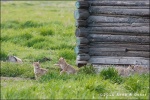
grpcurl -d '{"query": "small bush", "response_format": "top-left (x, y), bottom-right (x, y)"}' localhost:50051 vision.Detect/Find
top-left (39, 28), bottom-right (54, 36)
top-left (100, 67), bottom-right (123, 84)
top-left (25, 36), bottom-right (48, 47)
top-left (32, 42), bottom-right (50, 49)
top-left (0, 51), bottom-right (8, 60)
top-left (58, 49), bottom-right (75, 60)
top-left (78, 65), bottom-right (96, 75)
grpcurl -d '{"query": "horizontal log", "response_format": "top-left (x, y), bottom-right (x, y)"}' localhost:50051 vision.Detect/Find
top-left (89, 43), bottom-right (150, 51)
top-left (75, 27), bottom-right (149, 36)
top-left (89, 48), bottom-right (127, 52)
top-left (90, 6), bottom-right (149, 9)
top-left (88, 1), bottom-right (149, 6)
top-left (76, 37), bottom-right (89, 45)
top-left (89, 7), bottom-right (149, 16)
top-left (89, 34), bottom-right (149, 43)
top-left (88, 23), bottom-right (149, 27)
top-left (89, 51), bottom-right (149, 58)
top-left (76, 61), bottom-right (87, 67)
top-left (75, 1), bottom-right (89, 9)
top-left (89, 56), bottom-right (149, 65)
top-left (87, 27), bottom-right (149, 34)
top-left (75, 28), bottom-right (88, 37)
top-left (77, 54), bottom-right (90, 61)
top-left (87, 16), bottom-right (149, 23)
top-left (74, 45), bottom-right (89, 54)
top-left (75, 20), bottom-right (87, 27)
top-left (74, 9), bottom-right (89, 20)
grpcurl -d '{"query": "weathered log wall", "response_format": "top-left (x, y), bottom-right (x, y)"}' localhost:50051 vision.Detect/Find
top-left (74, 0), bottom-right (150, 67)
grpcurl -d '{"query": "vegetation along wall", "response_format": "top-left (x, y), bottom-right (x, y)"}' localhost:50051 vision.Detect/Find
top-left (74, 0), bottom-right (149, 67)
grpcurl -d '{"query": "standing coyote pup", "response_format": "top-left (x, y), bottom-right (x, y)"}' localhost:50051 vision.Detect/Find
top-left (55, 57), bottom-right (76, 75)
top-left (33, 62), bottom-right (48, 80)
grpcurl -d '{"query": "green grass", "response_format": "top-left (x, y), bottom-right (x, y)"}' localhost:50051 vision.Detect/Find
top-left (1, 1), bottom-right (149, 99)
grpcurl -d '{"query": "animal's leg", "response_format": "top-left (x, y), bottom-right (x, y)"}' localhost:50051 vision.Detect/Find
top-left (60, 70), bottom-right (66, 75)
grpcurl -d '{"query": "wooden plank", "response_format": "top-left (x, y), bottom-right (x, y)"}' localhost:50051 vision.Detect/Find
top-left (75, 46), bottom-right (89, 54)
top-left (75, 20), bottom-right (87, 27)
top-left (89, 51), bottom-right (149, 58)
top-left (89, 6), bottom-right (149, 9)
top-left (89, 43), bottom-right (150, 51)
top-left (74, 9), bottom-right (89, 20)
top-left (89, 56), bottom-right (149, 65)
top-left (89, 48), bottom-right (127, 52)
top-left (89, 7), bottom-right (149, 16)
top-left (76, 60), bottom-right (87, 67)
top-left (89, 34), bottom-right (149, 43)
top-left (87, 16), bottom-right (149, 23)
top-left (88, 23), bottom-right (149, 27)
top-left (88, 1), bottom-right (149, 6)
top-left (76, 37), bottom-right (89, 45)
top-left (75, 27), bottom-right (149, 36)
top-left (77, 54), bottom-right (90, 61)
top-left (87, 27), bottom-right (149, 34)
top-left (75, 1), bottom-right (89, 9)
top-left (75, 28), bottom-right (88, 37)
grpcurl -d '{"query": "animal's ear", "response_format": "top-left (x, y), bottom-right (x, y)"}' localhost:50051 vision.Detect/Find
top-left (129, 65), bottom-right (134, 69)
top-left (60, 57), bottom-right (63, 59)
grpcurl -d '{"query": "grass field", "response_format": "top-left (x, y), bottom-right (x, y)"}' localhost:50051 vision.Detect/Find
top-left (1, 1), bottom-right (149, 99)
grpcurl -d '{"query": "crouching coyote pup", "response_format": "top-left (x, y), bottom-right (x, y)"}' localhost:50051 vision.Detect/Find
top-left (54, 57), bottom-right (77, 75)
top-left (115, 66), bottom-right (134, 77)
top-left (33, 62), bottom-right (48, 80)
top-left (129, 65), bottom-right (149, 75)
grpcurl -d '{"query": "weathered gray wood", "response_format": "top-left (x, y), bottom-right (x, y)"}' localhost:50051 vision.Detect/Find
top-left (75, 27), bottom-right (149, 36)
top-left (75, 1), bottom-right (89, 9)
top-left (89, 56), bottom-right (149, 65)
top-left (75, 20), bottom-right (87, 27)
top-left (89, 34), bottom-right (149, 43)
top-left (77, 54), bottom-right (90, 61)
top-left (87, 27), bottom-right (149, 34)
top-left (89, 7), bottom-right (149, 16)
top-left (75, 28), bottom-right (88, 37)
top-left (89, 6), bottom-right (149, 9)
top-left (89, 48), bottom-right (127, 52)
top-left (89, 44), bottom-right (150, 51)
top-left (74, 9), bottom-right (89, 20)
top-left (88, 1), bottom-right (149, 6)
top-left (76, 37), bottom-right (89, 45)
top-left (75, 46), bottom-right (89, 54)
top-left (87, 16), bottom-right (149, 23)
top-left (88, 23), bottom-right (149, 27)
top-left (89, 51), bottom-right (149, 58)
top-left (76, 60), bottom-right (87, 67)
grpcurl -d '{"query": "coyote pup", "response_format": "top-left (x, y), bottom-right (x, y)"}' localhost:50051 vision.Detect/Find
top-left (129, 65), bottom-right (149, 75)
top-left (115, 66), bottom-right (134, 77)
top-left (33, 62), bottom-right (48, 80)
top-left (55, 57), bottom-right (76, 75)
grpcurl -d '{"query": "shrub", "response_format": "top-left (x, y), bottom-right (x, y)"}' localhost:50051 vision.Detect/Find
top-left (39, 28), bottom-right (54, 36)
top-left (100, 67), bottom-right (123, 84)
top-left (0, 51), bottom-right (8, 61)
top-left (58, 49), bottom-right (75, 60)
top-left (78, 65), bottom-right (96, 75)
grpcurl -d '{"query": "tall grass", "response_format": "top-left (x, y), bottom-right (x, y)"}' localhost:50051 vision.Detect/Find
top-left (1, 1), bottom-right (149, 99)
